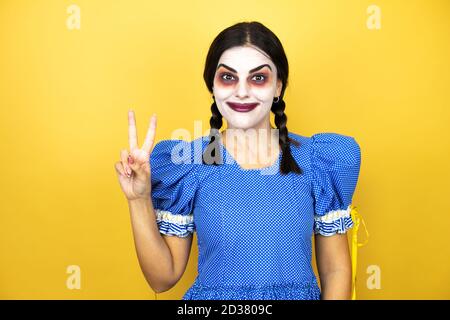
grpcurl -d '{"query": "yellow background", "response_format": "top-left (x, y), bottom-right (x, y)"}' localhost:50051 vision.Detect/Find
top-left (1, 0), bottom-right (449, 299)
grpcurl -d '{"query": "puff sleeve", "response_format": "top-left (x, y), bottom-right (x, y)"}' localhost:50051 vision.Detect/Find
top-left (310, 133), bottom-right (361, 236)
top-left (150, 139), bottom-right (199, 237)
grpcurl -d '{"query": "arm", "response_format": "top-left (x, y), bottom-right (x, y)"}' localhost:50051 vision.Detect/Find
top-left (128, 197), bottom-right (174, 293)
top-left (314, 233), bottom-right (352, 300)
top-left (117, 111), bottom-right (193, 294)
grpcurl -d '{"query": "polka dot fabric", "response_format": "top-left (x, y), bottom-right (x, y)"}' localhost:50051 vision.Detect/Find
top-left (149, 131), bottom-right (361, 300)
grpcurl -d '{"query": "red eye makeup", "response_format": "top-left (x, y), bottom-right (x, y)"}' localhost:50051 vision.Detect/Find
top-left (215, 64), bottom-right (273, 87)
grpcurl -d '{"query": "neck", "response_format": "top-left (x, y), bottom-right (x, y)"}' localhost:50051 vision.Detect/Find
top-left (220, 114), bottom-right (280, 166)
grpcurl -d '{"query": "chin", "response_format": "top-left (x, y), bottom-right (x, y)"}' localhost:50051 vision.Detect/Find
top-left (226, 120), bottom-right (262, 130)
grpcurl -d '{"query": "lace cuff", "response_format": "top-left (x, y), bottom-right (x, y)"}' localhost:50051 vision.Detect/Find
top-left (313, 205), bottom-right (354, 236)
top-left (155, 209), bottom-right (195, 237)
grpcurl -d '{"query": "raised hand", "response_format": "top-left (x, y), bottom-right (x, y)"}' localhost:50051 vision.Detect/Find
top-left (114, 110), bottom-right (157, 201)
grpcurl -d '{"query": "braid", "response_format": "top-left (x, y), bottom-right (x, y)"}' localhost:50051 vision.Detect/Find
top-left (271, 98), bottom-right (302, 175)
top-left (202, 97), bottom-right (223, 165)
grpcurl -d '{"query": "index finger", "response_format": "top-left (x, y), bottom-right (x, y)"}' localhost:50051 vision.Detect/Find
top-left (142, 113), bottom-right (157, 153)
top-left (128, 109), bottom-right (138, 150)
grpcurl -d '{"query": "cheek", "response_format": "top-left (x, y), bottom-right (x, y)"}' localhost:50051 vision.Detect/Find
top-left (213, 79), bottom-right (234, 100)
top-left (250, 84), bottom-right (276, 101)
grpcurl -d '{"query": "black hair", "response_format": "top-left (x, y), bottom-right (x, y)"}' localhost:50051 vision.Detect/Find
top-left (202, 21), bottom-right (302, 175)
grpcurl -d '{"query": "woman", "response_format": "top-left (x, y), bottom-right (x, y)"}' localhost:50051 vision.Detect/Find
top-left (114, 21), bottom-right (361, 300)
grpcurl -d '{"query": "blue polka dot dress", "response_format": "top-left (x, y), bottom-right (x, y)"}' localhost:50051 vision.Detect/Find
top-left (149, 131), bottom-right (361, 300)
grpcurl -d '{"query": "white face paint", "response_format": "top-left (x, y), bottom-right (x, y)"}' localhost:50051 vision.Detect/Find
top-left (212, 45), bottom-right (282, 130)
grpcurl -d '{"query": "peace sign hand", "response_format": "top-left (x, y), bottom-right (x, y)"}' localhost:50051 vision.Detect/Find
top-left (114, 110), bottom-right (157, 201)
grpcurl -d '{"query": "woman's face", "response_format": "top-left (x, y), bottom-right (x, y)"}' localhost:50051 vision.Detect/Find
top-left (212, 45), bottom-right (282, 130)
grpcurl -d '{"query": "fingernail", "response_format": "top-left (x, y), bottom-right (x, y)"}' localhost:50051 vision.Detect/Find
top-left (127, 167), bottom-right (131, 175)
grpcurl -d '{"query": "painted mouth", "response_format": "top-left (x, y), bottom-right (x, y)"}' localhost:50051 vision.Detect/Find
top-left (226, 102), bottom-right (259, 112)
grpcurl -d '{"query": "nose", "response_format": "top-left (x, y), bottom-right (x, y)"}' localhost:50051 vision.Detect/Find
top-left (235, 79), bottom-right (250, 99)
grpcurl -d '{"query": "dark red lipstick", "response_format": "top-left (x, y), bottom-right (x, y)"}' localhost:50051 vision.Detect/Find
top-left (226, 102), bottom-right (259, 112)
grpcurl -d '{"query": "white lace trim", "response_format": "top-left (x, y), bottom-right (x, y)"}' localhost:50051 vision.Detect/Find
top-left (314, 205), bottom-right (351, 223)
top-left (155, 209), bottom-right (194, 225)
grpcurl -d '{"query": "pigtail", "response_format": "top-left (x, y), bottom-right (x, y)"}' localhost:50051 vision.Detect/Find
top-left (271, 98), bottom-right (302, 175)
top-left (202, 97), bottom-right (223, 165)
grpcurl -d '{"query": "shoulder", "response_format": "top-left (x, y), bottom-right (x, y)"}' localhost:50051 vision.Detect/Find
top-left (287, 131), bottom-right (308, 146)
top-left (152, 138), bottom-right (193, 154)
top-left (309, 132), bottom-right (361, 165)
top-left (287, 131), bottom-right (361, 168)
top-left (151, 137), bottom-right (207, 163)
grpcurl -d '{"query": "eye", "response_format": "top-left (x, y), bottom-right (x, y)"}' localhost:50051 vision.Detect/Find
top-left (252, 74), bottom-right (266, 83)
top-left (221, 73), bottom-right (236, 82)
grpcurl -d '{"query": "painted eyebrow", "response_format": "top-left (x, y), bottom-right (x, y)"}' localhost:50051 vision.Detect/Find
top-left (216, 63), bottom-right (272, 74)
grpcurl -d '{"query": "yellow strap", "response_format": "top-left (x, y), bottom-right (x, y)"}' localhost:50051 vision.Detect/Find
top-left (350, 205), bottom-right (369, 300)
